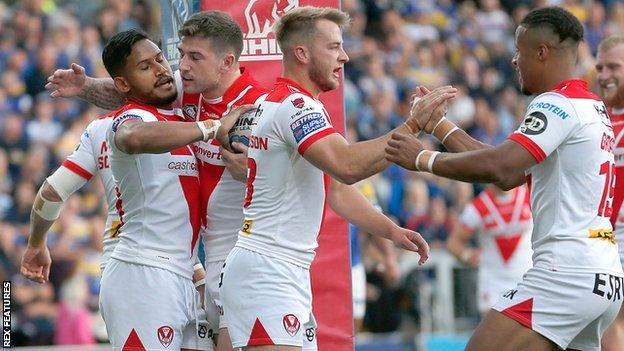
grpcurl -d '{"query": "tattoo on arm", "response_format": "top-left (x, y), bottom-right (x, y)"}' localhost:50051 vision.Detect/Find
top-left (80, 79), bottom-right (126, 110)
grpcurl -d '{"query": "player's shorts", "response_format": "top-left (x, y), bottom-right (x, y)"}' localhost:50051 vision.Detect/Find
top-left (204, 259), bottom-right (225, 331)
top-left (477, 271), bottom-right (524, 314)
top-left (492, 267), bottom-right (623, 351)
top-left (100, 259), bottom-right (213, 350)
top-left (220, 247), bottom-right (317, 350)
top-left (352, 263), bottom-right (366, 319)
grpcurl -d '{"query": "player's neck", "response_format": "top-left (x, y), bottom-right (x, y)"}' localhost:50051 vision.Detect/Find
top-left (283, 67), bottom-right (321, 98)
top-left (201, 67), bottom-right (242, 100)
top-left (538, 67), bottom-right (576, 94)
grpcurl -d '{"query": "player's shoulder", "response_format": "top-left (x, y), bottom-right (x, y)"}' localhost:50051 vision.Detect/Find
top-left (111, 104), bottom-right (158, 133)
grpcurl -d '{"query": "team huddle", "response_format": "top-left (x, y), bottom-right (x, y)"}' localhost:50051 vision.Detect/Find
top-left (17, 4), bottom-right (624, 351)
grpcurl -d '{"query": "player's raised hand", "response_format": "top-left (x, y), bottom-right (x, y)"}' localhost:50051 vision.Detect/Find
top-left (406, 85), bottom-right (456, 134)
top-left (216, 104), bottom-right (256, 151)
top-left (45, 63), bottom-right (86, 98)
top-left (20, 244), bottom-right (51, 284)
top-left (385, 132), bottom-right (425, 171)
top-left (389, 227), bottom-right (429, 265)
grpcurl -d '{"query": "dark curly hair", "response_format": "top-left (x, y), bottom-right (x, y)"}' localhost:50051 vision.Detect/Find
top-left (520, 6), bottom-right (584, 44)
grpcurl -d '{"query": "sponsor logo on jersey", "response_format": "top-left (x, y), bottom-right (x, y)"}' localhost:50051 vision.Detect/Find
top-left (588, 228), bottom-right (615, 244)
top-left (291, 97), bottom-right (305, 109)
top-left (157, 325), bottom-right (174, 348)
top-left (290, 112), bottom-right (326, 143)
top-left (183, 104), bottom-right (198, 120)
top-left (192, 143), bottom-right (223, 165)
top-left (520, 111), bottom-right (548, 135)
top-left (527, 101), bottom-right (570, 119)
top-left (305, 327), bottom-right (316, 342)
top-left (282, 314), bottom-right (300, 336)
top-left (198, 324), bottom-right (208, 339)
top-left (241, 219), bottom-right (253, 236)
top-left (111, 113), bottom-right (142, 132)
top-left (167, 156), bottom-right (198, 176)
top-left (593, 273), bottom-right (624, 301)
top-left (238, 0), bottom-right (299, 61)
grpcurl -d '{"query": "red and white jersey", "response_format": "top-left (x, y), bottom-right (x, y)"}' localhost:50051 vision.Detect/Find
top-left (107, 101), bottom-right (201, 279)
top-left (176, 68), bottom-right (268, 262)
top-left (460, 186), bottom-right (533, 281)
top-left (609, 107), bottom-right (624, 228)
top-left (63, 115), bottom-right (119, 271)
top-left (236, 78), bottom-right (337, 268)
top-left (509, 79), bottom-right (622, 275)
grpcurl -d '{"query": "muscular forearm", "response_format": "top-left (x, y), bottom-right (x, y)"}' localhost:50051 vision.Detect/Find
top-left (344, 125), bottom-right (412, 183)
top-left (80, 77), bottom-right (126, 110)
top-left (117, 121), bottom-right (203, 154)
top-left (28, 212), bottom-right (55, 248)
top-left (441, 129), bottom-right (491, 153)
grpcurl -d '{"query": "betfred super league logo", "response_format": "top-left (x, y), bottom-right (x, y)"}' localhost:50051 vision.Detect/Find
top-left (241, 0), bottom-right (299, 61)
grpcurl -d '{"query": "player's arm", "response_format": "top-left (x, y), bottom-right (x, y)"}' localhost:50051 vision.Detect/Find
top-left (21, 168), bottom-right (89, 283)
top-left (304, 87), bottom-right (456, 185)
top-left (386, 137), bottom-right (534, 190)
top-left (446, 223), bottom-right (480, 268)
top-left (114, 105), bottom-right (252, 154)
top-left (45, 63), bottom-right (126, 110)
top-left (328, 179), bottom-right (429, 265)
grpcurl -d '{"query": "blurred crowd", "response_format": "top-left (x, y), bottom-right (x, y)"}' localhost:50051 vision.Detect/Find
top-left (0, 0), bottom-right (622, 346)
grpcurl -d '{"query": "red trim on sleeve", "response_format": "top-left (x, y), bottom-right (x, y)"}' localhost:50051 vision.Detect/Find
top-left (298, 128), bottom-right (337, 155)
top-left (62, 160), bottom-right (93, 180)
top-left (509, 133), bottom-right (547, 163)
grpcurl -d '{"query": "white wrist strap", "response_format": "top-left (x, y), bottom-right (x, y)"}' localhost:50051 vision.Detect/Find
top-left (415, 150), bottom-right (440, 173)
top-left (196, 120), bottom-right (222, 141)
top-left (193, 263), bottom-right (204, 271)
top-left (432, 117), bottom-right (446, 131)
top-left (32, 190), bottom-right (63, 221)
top-left (194, 278), bottom-right (206, 288)
top-left (441, 126), bottom-right (459, 143)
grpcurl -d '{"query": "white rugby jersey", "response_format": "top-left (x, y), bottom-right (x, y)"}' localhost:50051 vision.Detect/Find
top-left (177, 68), bottom-right (268, 263)
top-left (107, 101), bottom-right (201, 279)
top-left (460, 186), bottom-right (533, 283)
top-left (63, 115), bottom-right (119, 271)
top-left (509, 79), bottom-right (622, 275)
top-left (235, 78), bottom-right (337, 268)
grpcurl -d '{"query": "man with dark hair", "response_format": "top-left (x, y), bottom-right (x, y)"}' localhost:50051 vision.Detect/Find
top-left (386, 7), bottom-right (623, 350)
top-left (45, 13), bottom-right (267, 350)
top-left (93, 28), bottom-right (246, 351)
top-left (595, 34), bottom-right (624, 351)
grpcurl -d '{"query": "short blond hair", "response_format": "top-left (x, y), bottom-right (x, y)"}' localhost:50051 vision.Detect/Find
top-left (274, 6), bottom-right (350, 53)
top-left (598, 35), bottom-right (624, 53)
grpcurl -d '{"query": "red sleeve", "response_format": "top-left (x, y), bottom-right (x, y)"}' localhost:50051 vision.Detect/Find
top-left (509, 133), bottom-right (547, 163)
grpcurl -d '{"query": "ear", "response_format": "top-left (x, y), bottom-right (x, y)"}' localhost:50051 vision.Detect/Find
top-left (113, 76), bottom-right (130, 94)
top-left (293, 45), bottom-right (309, 64)
top-left (220, 53), bottom-right (236, 72)
top-left (537, 43), bottom-right (550, 62)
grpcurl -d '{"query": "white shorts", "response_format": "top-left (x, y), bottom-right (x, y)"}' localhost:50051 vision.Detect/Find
top-left (204, 259), bottom-right (225, 331)
top-left (477, 272), bottom-right (524, 314)
top-left (492, 267), bottom-right (623, 351)
top-left (351, 263), bottom-right (366, 319)
top-left (100, 259), bottom-right (213, 350)
top-left (220, 247), bottom-right (317, 349)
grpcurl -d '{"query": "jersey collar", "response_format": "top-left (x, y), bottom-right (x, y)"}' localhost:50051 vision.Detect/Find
top-left (275, 77), bottom-right (314, 99)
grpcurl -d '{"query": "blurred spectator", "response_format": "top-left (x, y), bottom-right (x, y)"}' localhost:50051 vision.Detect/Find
top-left (4, 0), bottom-right (624, 346)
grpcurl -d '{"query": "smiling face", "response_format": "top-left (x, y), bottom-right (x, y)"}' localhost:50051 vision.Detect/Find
top-left (307, 19), bottom-right (349, 93)
top-left (117, 39), bottom-right (177, 106)
top-left (596, 43), bottom-right (624, 108)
